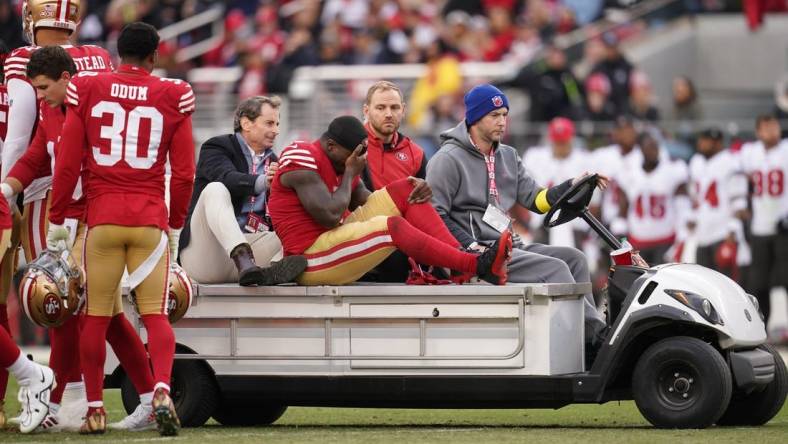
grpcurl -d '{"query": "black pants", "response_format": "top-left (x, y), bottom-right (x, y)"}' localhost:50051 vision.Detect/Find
top-left (747, 233), bottom-right (788, 322)
top-left (696, 240), bottom-right (740, 283)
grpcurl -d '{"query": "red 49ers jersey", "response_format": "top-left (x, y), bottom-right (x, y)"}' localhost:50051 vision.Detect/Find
top-left (3, 44), bottom-right (113, 204)
top-left (738, 140), bottom-right (788, 236)
top-left (4, 45), bottom-right (112, 84)
top-left (618, 159), bottom-right (688, 247)
top-left (688, 150), bottom-right (748, 246)
top-left (0, 85), bottom-right (7, 142)
top-left (49, 64), bottom-right (196, 230)
top-left (269, 140), bottom-right (360, 255)
top-left (7, 103), bottom-right (87, 220)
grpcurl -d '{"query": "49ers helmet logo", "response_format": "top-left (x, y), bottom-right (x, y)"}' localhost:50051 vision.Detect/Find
top-left (41, 4), bottom-right (54, 17)
top-left (492, 96), bottom-right (504, 107)
top-left (43, 293), bottom-right (62, 321)
top-left (167, 294), bottom-right (178, 314)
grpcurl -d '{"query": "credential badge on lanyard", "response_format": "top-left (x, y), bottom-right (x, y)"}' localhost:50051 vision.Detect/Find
top-left (481, 150), bottom-right (510, 233)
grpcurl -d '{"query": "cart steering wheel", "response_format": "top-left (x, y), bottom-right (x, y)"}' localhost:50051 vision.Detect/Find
top-left (542, 174), bottom-right (599, 229)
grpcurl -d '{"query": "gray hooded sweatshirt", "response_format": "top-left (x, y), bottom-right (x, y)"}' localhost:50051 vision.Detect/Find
top-left (427, 121), bottom-right (570, 248)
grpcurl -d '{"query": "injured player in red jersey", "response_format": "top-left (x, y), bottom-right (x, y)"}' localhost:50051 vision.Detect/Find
top-left (268, 115), bottom-right (512, 286)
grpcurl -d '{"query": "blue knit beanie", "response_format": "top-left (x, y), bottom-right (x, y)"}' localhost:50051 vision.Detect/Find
top-left (464, 84), bottom-right (509, 126)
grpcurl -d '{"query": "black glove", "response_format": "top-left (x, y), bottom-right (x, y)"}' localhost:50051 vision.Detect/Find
top-left (778, 216), bottom-right (788, 234)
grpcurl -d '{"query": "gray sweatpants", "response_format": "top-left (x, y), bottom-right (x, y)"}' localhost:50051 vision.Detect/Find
top-left (509, 243), bottom-right (607, 344)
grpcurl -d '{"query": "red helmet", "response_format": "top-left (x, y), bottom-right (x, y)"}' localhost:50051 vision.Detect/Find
top-left (548, 117), bottom-right (575, 143)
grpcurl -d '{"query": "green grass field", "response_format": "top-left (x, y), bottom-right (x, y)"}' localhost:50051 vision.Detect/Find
top-left (2, 379), bottom-right (787, 444)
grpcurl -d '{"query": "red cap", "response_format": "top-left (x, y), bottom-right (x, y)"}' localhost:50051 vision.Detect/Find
top-left (585, 73), bottom-right (610, 95)
top-left (225, 9), bottom-right (247, 33)
top-left (548, 117), bottom-right (575, 143)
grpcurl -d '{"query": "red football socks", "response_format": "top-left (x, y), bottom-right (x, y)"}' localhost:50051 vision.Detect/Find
top-left (0, 325), bottom-right (21, 370)
top-left (387, 216), bottom-right (476, 272)
top-left (49, 315), bottom-right (83, 404)
top-left (106, 314), bottom-right (155, 395)
top-left (385, 179), bottom-right (461, 248)
top-left (80, 315), bottom-right (111, 403)
top-left (0, 304), bottom-right (10, 397)
top-left (140, 314), bottom-right (175, 389)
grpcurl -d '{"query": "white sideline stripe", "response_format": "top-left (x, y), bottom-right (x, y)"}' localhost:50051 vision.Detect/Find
top-left (307, 234), bottom-right (393, 268)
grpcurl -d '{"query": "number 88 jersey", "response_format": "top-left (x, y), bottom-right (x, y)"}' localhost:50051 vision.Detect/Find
top-left (738, 140), bottom-right (788, 236)
top-left (49, 64), bottom-right (196, 231)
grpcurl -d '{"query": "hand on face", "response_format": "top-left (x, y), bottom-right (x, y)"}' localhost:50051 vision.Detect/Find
top-left (344, 143), bottom-right (368, 177)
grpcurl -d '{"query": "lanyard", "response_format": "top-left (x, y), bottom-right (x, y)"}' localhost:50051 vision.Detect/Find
top-left (249, 156), bottom-right (271, 208)
top-left (484, 151), bottom-right (500, 205)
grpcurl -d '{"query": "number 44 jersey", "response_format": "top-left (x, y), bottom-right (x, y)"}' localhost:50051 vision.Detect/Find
top-left (49, 64), bottom-right (196, 231)
top-left (688, 150), bottom-right (748, 247)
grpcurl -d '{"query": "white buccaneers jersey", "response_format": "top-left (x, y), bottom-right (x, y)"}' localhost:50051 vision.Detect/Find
top-left (738, 140), bottom-right (788, 236)
top-left (619, 159), bottom-right (688, 245)
top-left (688, 150), bottom-right (748, 246)
top-left (523, 146), bottom-right (588, 246)
top-left (591, 144), bottom-right (641, 225)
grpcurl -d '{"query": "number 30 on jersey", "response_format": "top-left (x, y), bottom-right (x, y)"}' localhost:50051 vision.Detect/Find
top-left (91, 101), bottom-right (162, 169)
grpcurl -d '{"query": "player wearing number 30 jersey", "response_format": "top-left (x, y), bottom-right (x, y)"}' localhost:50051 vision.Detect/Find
top-left (49, 23), bottom-right (195, 436)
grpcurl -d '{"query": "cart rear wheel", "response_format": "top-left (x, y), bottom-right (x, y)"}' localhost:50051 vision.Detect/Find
top-left (632, 336), bottom-right (732, 428)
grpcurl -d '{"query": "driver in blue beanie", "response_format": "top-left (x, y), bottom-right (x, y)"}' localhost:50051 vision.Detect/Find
top-left (426, 83), bottom-right (611, 365)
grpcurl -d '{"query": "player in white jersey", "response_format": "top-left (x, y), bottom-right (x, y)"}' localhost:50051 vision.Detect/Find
top-left (687, 128), bottom-right (749, 281)
top-left (738, 115), bottom-right (788, 322)
top-left (590, 116), bottom-right (641, 236)
top-left (617, 131), bottom-right (689, 265)
top-left (524, 117), bottom-right (589, 248)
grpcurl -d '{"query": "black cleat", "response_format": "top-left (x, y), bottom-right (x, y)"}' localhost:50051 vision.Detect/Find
top-left (259, 255), bottom-right (308, 285)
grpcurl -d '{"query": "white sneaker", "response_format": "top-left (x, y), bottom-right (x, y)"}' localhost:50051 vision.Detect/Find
top-left (108, 402), bottom-right (155, 431)
top-left (7, 386), bottom-right (29, 425)
top-left (18, 363), bottom-right (55, 433)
